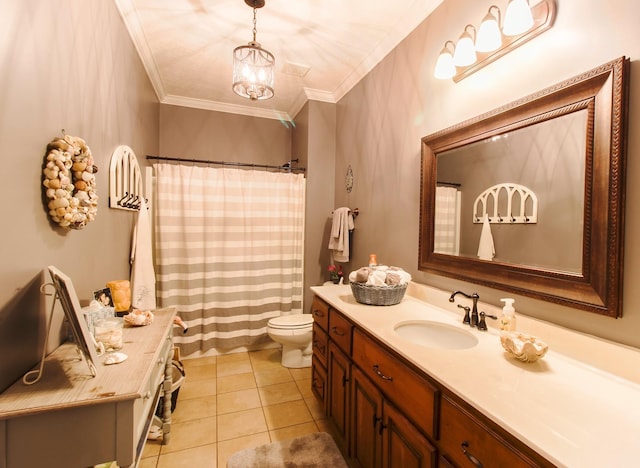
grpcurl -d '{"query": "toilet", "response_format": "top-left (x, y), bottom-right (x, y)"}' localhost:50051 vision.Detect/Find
top-left (267, 314), bottom-right (314, 368)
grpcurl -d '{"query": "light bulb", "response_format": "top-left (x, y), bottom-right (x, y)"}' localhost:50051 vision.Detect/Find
top-left (503, 0), bottom-right (534, 36)
top-left (453, 26), bottom-right (477, 67)
top-left (476, 7), bottom-right (502, 52)
top-left (434, 42), bottom-right (456, 79)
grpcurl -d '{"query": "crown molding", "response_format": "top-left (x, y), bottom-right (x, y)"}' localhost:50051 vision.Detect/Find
top-left (161, 94), bottom-right (293, 122)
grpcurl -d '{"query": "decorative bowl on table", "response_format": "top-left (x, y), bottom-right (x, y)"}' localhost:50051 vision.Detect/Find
top-left (500, 331), bottom-right (548, 363)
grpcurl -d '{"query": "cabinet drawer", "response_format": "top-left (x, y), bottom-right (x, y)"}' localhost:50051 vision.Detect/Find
top-left (352, 328), bottom-right (438, 439)
top-left (313, 322), bottom-right (329, 367)
top-left (440, 395), bottom-right (549, 468)
top-left (311, 296), bottom-right (330, 332)
top-left (328, 309), bottom-right (353, 354)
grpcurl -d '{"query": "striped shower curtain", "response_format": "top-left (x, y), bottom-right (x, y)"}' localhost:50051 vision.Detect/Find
top-left (153, 163), bottom-right (306, 355)
top-left (434, 186), bottom-right (461, 255)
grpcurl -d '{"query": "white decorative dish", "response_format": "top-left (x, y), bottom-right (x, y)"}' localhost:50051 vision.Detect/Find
top-left (500, 331), bottom-right (549, 363)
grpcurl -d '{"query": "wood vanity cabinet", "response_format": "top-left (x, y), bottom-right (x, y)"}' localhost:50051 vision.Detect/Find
top-left (351, 366), bottom-right (437, 468)
top-left (311, 323), bottom-right (328, 411)
top-left (312, 295), bottom-right (352, 452)
top-left (326, 302), bottom-right (354, 453)
top-left (311, 296), bottom-right (330, 411)
top-left (311, 295), bottom-right (555, 468)
top-left (328, 341), bottom-right (351, 452)
top-left (439, 395), bottom-right (552, 468)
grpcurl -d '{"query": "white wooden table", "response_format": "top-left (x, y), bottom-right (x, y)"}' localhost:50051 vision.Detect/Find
top-left (0, 307), bottom-right (176, 468)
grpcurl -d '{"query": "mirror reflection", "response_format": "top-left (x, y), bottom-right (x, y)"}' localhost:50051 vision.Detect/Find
top-left (434, 110), bottom-right (587, 274)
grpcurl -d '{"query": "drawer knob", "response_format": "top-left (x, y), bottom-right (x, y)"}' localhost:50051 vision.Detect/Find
top-left (372, 364), bottom-right (393, 381)
top-left (461, 441), bottom-right (483, 468)
top-left (313, 309), bottom-right (325, 317)
top-left (331, 326), bottom-right (345, 337)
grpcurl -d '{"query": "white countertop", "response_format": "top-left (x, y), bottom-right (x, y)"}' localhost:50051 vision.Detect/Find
top-left (311, 283), bottom-right (640, 468)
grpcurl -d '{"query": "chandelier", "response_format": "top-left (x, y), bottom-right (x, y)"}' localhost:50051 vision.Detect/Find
top-left (232, 0), bottom-right (275, 101)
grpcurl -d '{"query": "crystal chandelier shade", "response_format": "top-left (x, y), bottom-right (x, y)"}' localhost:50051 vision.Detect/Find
top-left (232, 0), bottom-right (275, 101)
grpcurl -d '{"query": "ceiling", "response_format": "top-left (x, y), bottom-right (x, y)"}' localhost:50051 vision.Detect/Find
top-left (115, 0), bottom-right (444, 121)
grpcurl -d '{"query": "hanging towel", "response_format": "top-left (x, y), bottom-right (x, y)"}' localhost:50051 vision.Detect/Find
top-left (477, 214), bottom-right (495, 261)
top-left (328, 207), bottom-right (355, 262)
top-left (130, 197), bottom-right (157, 310)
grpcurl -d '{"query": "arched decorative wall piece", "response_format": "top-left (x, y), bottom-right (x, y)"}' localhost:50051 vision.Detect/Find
top-left (473, 183), bottom-right (538, 224)
top-left (109, 145), bottom-right (145, 211)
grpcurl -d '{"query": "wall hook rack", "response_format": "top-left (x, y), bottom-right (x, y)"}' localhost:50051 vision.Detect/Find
top-left (473, 183), bottom-right (537, 224)
top-left (109, 145), bottom-right (147, 211)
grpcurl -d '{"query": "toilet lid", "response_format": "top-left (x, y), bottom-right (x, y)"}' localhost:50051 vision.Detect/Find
top-left (268, 314), bottom-right (314, 329)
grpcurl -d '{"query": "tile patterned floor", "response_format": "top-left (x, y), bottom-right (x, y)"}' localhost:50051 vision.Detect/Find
top-left (139, 348), bottom-right (334, 468)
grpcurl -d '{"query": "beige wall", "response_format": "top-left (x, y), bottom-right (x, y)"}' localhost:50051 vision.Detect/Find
top-left (334, 0), bottom-right (640, 347)
top-left (295, 101), bottom-right (337, 311)
top-left (0, 1), bottom-right (159, 390)
top-left (159, 104), bottom-right (291, 165)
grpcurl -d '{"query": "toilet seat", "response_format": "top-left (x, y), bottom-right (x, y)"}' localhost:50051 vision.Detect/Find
top-left (268, 314), bottom-right (313, 330)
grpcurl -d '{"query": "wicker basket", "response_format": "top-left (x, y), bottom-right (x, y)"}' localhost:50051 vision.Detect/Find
top-left (350, 282), bottom-right (407, 306)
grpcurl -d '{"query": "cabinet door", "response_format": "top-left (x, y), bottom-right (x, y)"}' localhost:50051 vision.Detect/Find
top-left (382, 402), bottom-right (437, 468)
top-left (351, 367), bottom-right (383, 468)
top-left (311, 355), bottom-right (327, 413)
top-left (328, 341), bottom-right (351, 451)
top-left (352, 328), bottom-right (439, 439)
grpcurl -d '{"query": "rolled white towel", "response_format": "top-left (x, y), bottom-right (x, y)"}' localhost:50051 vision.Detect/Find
top-left (367, 270), bottom-right (387, 286)
top-left (395, 270), bottom-right (412, 285)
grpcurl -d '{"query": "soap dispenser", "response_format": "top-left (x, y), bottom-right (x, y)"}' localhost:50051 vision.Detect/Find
top-left (499, 298), bottom-right (517, 331)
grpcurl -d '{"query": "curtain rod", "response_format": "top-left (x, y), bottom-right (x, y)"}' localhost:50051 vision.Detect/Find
top-left (437, 181), bottom-right (461, 187)
top-left (146, 155), bottom-right (306, 173)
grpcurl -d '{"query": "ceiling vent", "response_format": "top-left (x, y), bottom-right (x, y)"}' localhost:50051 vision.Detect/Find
top-left (283, 62), bottom-right (311, 77)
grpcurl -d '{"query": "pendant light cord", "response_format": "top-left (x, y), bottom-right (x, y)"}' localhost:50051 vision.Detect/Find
top-left (252, 8), bottom-right (258, 42)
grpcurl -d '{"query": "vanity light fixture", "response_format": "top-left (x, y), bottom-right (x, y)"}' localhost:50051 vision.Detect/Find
top-left (232, 0), bottom-right (275, 101)
top-left (434, 0), bottom-right (557, 82)
top-left (453, 25), bottom-right (477, 67)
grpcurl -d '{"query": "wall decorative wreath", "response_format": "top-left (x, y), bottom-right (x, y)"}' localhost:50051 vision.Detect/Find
top-left (42, 134), bottom-right (98, 229)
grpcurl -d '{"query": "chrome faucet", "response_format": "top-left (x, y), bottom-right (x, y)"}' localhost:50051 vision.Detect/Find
top-left (449, 290), bottom-right (480, 327)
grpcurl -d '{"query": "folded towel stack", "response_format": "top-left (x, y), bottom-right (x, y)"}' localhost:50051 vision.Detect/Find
top-left (349, 265), bottom-right (412, 287)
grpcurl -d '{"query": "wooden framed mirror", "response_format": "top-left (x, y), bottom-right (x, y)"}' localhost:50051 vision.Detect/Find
top-left (419, 57), bottom-right (629, 317)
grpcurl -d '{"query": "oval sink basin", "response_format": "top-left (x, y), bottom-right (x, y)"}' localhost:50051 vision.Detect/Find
top-left (394, 320), bottom-right (478, 350)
